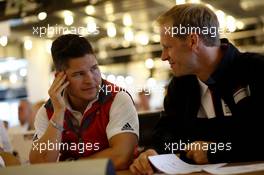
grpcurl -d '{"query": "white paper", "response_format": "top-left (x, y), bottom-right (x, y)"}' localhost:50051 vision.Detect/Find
top-left (148, 154), bottom-right (226, 174)
top-left (204, 163), bottom-right (264, 175)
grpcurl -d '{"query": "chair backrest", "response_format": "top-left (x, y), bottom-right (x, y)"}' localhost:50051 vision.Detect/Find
top-left (138, 111), bottom-right (162, 147)
top-left (10, 130), bottom-right (35, 164)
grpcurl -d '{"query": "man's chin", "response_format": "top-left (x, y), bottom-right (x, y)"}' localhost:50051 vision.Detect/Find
top-left (171, 70), bottom-right (179, 77)
top-left (82, 91), bottom-right (99, 100)
top-left (82, 95), bottom-right (97, 101)
top-left (171, 71), bottom-right (187, 77)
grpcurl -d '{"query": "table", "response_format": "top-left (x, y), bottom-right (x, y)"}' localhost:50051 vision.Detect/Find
top-left (116, 162), bottom-right (264, 175)
top-left (117, 170), bottom-right (264, 175)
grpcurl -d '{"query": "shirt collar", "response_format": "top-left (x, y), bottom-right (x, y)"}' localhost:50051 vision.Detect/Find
top-left (198, 78), bottom-right (208, 97)
top-left (205, 38), bottom-right (239, 86)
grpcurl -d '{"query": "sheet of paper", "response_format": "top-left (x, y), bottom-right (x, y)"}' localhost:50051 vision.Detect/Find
top-left (204, 163), bottom-right (264, 175)
top-left (148, 154), bottom-right (226, 174)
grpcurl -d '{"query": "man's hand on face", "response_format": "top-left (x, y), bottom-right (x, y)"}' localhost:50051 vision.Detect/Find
top-left (185, 141), bottom-right (209, 164)
top-left (129, 149), bottom-right (158, 175)
top-left (48, 72), bottom-right (69, 115)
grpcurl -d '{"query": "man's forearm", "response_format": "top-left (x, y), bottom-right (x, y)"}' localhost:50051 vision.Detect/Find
top-left (82, 133), bottom-right (138, 170)
top-left (30, 113), bottom-right (64, 164)
top-left (84, 147), bottom-right (133, 170)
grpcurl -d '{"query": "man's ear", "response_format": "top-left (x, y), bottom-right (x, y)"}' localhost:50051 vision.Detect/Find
top-left (189, 33), bottom-right (200, 52)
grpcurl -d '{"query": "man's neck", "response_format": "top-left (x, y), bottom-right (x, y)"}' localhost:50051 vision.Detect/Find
top-left (197, 46), bottom-right (223, 82)
top-left (67, 94), bottom-right (90, 114)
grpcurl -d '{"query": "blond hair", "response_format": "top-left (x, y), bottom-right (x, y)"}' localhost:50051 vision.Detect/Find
top-left (157, 3), bottom-right (220, 46)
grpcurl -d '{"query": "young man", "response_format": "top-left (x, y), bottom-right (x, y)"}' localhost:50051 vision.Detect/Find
top-left (130, 4), bottom-right (264, 175)
top-left (29, 34), bottom-right (139, 170)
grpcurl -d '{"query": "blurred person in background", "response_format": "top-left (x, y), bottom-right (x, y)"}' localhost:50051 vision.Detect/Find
top-left (3, 121), bottom-right (9, 130)
top-left (8, 99), bottom-right (32, 134)
top-left (28, 100), bottom-right (46, 130)
top-left (0, 120), bottom-right (12, 153)
top-left (136, 90), bottom-right (151, 112)
top-left (0, 120), bottom-right (19, 167)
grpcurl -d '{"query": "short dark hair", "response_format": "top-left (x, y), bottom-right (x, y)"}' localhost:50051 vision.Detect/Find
top-left (51, 34), bottom-right (94, 71)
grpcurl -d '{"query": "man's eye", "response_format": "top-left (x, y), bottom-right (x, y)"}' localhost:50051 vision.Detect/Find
top-left (73, 72), bottom-right (82, 76)
top-left (91, 66), bottom-right (98, 72)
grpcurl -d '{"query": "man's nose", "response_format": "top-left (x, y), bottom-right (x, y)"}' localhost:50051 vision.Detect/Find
top-left (161, 50), bottom-right (169, 61)
top-left (84, 71), bottom-right (94, 82)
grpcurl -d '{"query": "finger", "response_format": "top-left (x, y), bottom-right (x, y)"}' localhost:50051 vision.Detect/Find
top-left (53, 72), bottom-right (65, 85)
top-left (133, 158), bottom-right (145, 174)
top-left (56, 81), bottom-right (69, 95)
top-left (192, 152), bottom-right (202, 164)
top-left (184, 144), bottom-right (191, 152)
top-left (49, 73), bottom-right (65, 92)
top-left (130, 164), bottom-right (141, 175)
top-left (49, 76), bottom-right (67, 97)
top-left (52, 74), bottom-right (68, 92)
top-left (193, 151), bottom-right (208, 164)
top-left (145, 149), bottom-right (158, 156)
top-left (186, 150), bottom-right (194, 160)
top-left (138, 154), bottom-right (153, 174)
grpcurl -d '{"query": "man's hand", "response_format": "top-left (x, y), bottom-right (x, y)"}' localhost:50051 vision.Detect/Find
top-left (129, 149), bottom-right (158, 175)
top-left (185, 141), bottom-right (209, 164)
top-left (48, 72), bottom-right (69, 115)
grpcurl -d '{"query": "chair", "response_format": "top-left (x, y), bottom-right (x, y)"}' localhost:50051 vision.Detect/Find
top-left (138, 111), bottom-right (162, 147)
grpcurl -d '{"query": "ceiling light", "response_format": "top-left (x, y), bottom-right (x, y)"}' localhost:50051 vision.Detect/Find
top-left (124, 28), bottom-right (134, 41)
top-left (215, 10), bottom-right (226, 28)
top-left (236, 21), bottom-right (245, 30)
top-left (135, 32), bottom-right (149, 45)
top-left (64, 15), bottom-right (74, 26)
top-left (145, 58), bottom-right (154, 69)
top-left (38, 12), bottom-right (47, 21)
top-left (9, 73), bottom-right (18, 84)
top-left (85, 5), bottom-right (95, 15)
top-left (106, 22), bottom-right (116, 37)
top-left (175, 0), bottom-right (185, 5)
top-left (226, 15), bottom-right (236, 32)
top-left (123, 13), bottom-right (132, 26)
top-left (105, 2), bottom-right (114, 15)
top-left (24, 39), bottom-right (32, 50)
top-left (0, 36), bottom-right (8, 47)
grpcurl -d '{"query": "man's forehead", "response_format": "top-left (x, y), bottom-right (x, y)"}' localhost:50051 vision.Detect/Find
top-left (68, 54), bottom-right (97, 65)
top-left (67, 54), bottom-right (97, 67)
top-left (159, 22), bottom-right (173, 35)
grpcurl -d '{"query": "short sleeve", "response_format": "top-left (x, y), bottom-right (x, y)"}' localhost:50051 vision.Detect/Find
top-left (106, 91), bottom-right (139, 140)
top-left (34, 105), bottom-right (49, 140)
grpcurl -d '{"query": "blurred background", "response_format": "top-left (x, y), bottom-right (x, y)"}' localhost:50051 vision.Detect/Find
top-left (0, 0), bottom-right (263, 127)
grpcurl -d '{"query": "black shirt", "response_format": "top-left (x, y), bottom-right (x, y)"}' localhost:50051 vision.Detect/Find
top-left (151, 39), bottom-right (264, 163)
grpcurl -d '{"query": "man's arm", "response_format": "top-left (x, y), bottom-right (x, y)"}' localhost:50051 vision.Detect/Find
top-left (87, 91), bottom-right (139, 170)
top-left (86, 133), bottom-right (138, 170)
top-left (29, 72), bottom-right (69, 163)
top-left (29, 112), bottom-right (63, 163)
